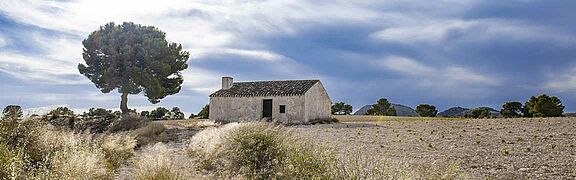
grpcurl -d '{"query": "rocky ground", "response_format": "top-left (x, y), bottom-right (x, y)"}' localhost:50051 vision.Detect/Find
top-left (293, 117), bottom-right (576, 179)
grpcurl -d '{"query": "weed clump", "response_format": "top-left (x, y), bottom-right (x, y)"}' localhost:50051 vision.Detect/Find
top-left (131, 143), bottom-right (181, 180)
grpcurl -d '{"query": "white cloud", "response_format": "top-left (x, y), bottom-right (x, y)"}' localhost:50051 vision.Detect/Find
top-left (191, 48), bottom-right (286, 62)
top-left (182, 66), bottom-right (223, 94)
top-left (0, 32), bottom-right (88, 84)
top-left (545, 66), bottom-right (576, 92)
top-left (377, 56), bottom-right (497, 87)
top-left (0, 34), bottom-right (7, 48)
top-left (372, 19), bottom-right (576, 45)
top-left (2, 0), bottom-right (381, 85)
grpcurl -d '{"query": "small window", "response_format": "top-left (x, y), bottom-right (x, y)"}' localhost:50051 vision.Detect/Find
top-left (279, 105), bottom-right (286, 113)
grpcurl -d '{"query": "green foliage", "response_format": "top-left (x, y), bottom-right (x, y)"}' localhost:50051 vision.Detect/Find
top-left (500, 101), bottom-right (523, 118)
top-left (524, 94), bottom-right (564, 117)
top-left (48, 107), bottom-right (75, 119)
top-left (140, 111), bottom-right (150, 118)
top-left (188, 113), bottom-right (195, 119)
top-left (366, 98), bottom-right (396, 116)
top-left (170, 107), bottom-right (185, 120)
top-left (150, 107), bottom-right (170, 120)
top-left (467, 108), bottom-right (491, 119)
top-left (197, 105), bottom-right (209, 119)
top-left (331, 102), bottom-right (353, 115)
top-left (2, 105), bottom-right (22, 121)
top-left (416, 104), bottom-right (438, 117)
top-left (225, 123), bottom-right (288, 179)
top-left (83, 108), bottom-right (116, 119)
top-left (78, 22), bottom-right (189, 114)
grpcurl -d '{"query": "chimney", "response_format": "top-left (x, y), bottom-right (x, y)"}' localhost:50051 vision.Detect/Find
top-left (222, 77), bottom-right (233, 90)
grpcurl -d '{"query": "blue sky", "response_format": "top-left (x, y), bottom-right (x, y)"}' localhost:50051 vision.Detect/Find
top-left (1, 0), bottom-right (575, 115)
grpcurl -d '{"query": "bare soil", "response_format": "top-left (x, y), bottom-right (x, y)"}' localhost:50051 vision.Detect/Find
top-left (293, 117), bottom-right (576, 179)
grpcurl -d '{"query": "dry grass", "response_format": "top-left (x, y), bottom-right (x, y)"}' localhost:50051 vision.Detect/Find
top-left (0, 118), bottom-right (138, 180)
top-left (158, 119), bottom-right (219, 129)
top-left (129, 143), bottom-right (181, 180)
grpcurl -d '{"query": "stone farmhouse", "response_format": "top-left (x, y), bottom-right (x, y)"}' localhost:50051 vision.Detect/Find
top-left (209, 77), bottom-right (331, 124)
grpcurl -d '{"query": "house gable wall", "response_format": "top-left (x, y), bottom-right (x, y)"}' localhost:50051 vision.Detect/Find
top-left (304, 82), bottom-right (332, 122)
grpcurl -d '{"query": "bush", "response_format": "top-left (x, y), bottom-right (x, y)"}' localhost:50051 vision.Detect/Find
top-left (188, 122), bottom-right (333, 179)
top-left (97, 132), bottom-right (137, 172)
top-left (74, 116), bottom-right (116, 133)
top-left (0, 142), bottom-right (23, 179)
top-left (109, 114), bottom-right (150, 133)
top-left (150, 107), bottom-right (170, 120)
top-left (131, 143), bottom-right (180, 180)
top-left (225, 123), bottom-right (288, 179)
top-left (84, 108), bottom-right (117, 119)
top-left (48, 107), bottom-right (75, 118)
top-left (132, 122), bottom-right (168, 147)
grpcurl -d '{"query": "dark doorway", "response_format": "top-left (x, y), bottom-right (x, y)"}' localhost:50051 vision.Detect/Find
top-left (263, 99), bottom-right (273, 118)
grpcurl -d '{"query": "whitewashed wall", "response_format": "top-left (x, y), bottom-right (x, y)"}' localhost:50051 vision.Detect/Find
top-left (210, 95), bottom-right (305, 124)
top-left (304, 82), bottom-right (332, 121)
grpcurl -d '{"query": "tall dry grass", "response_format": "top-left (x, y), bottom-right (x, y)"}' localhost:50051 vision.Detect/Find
top-left (129, 143), bottom-right (181, 180)
top-left (0, 118), bottom-right (137, 180)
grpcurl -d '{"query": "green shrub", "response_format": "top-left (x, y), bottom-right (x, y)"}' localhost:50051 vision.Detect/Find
top-left (224, 123), bottom-right (288, 179)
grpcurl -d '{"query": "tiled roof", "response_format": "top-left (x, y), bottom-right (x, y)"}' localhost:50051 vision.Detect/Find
top-left (210, 80), bottom-right (319, 97)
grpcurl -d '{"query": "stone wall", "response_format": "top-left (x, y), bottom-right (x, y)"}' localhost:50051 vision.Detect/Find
top-left (304, 82), bottom-right (332, 121)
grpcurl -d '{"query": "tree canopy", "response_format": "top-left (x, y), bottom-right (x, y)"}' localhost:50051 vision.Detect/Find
top-left (48, 107), bottom-right (75, 118)
top-left (467, 108), bottom-right (491, 119)
top-left (78, 22), bottom-right (189, 115)
top-left (197, 105), bottom-right (209, 119)
top-left (331, 102), bottom-right (353, 115)
top-left (2, 105), bottom-right (22, 121)
top-left (415, 104), bottom-right (438, 117)
top-left (170, 107), bottom-right (185, 120)
top-left (366, 98), bottom-right (396, 116)
top-left (500, 102), bottom-right (523, 118)
top-left (150, 107), bottom-right (170, 120)
top-left (524, 94), bottom-right (564, 117)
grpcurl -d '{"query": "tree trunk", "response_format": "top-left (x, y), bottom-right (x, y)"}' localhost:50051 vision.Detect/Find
top-left (120, 92), bottom-right (129, 116)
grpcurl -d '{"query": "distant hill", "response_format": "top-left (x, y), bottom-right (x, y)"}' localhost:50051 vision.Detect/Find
top-left (353, 104), bottom-right (419, 117)
top-left (438, 106), bottom-right (500, 117)
top-left (438, 107), bottom-right (470, 117)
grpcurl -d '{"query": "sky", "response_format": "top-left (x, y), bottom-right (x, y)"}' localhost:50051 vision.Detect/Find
top-left (1, 0), bottom-right (576, 115)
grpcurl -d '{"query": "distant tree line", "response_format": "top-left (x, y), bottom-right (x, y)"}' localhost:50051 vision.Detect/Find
top-left (1, 105), bottom-right (212, 122)
top-left (500, 94), bottom-right (564, 118)
top-left (331, 94), bottom-right (565, 119)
